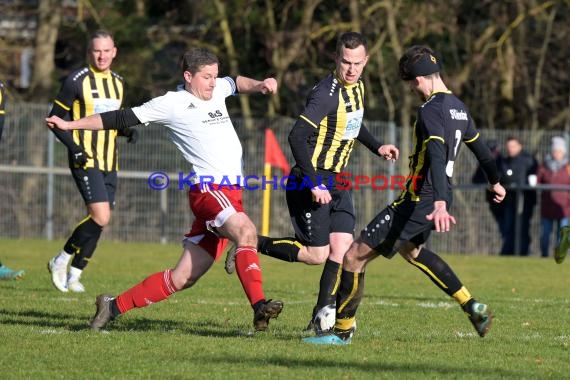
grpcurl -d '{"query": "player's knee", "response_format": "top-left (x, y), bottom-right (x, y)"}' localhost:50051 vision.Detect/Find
top-left (342, 240), bottom-right (376, 271)
top-left (398, 242), bottom-right (420, 261)
top-left (94, 216), bottom-right (110, 227)
top-left (327, 248), bottom-right (347, 263)
top-left (344, 248), bottom-right (366, 269)
top-left (234, 225), bottom-right (258, 247)
top-left (90, 211), bottom-right (111, 227)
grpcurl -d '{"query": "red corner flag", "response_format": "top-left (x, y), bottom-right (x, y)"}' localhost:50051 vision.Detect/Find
top-left (264, 128), bottom-right (290, 174)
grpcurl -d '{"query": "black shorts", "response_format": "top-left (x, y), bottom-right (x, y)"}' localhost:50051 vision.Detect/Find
top-left (70, 167), bottom-right (117, 208)
top-left (360, 197), bottom-right (436, 258)
top-left (285, 166), bottom-right (355, 246)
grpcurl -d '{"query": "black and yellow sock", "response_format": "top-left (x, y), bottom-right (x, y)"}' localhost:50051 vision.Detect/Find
top-left (315, 259), bottom-right (342, 309)
top-left (412, 249), bottom-right (477, 312)
top-left (71, 234), bottom-right (99, 270)
top-left (63, 216), bottom-right (103, 255)
top-left (454, 287), bottom-right (476, 313)
top-left (257, 235), bottom-right (302, 262)
top-left (409, 248), bottom-right (464, 297)
top-left (336, 269), bottom-right (365, 324)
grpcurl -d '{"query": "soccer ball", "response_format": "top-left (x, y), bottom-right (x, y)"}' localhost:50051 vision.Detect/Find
top-left (313, 304), bottom-right (336, 334)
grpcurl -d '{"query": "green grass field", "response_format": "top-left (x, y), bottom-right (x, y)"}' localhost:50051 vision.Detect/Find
top-left (0, 239), bottom-right (569, 379)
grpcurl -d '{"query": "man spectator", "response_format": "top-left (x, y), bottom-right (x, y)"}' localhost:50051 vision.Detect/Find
top-left (498, 136), bottom-right (537, 256)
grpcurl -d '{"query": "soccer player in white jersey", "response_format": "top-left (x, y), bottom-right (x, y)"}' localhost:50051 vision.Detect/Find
top-left (46, 47), bottom-right (283, 332)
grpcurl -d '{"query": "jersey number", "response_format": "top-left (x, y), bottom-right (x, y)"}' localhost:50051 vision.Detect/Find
top-left (445, 129), bottom-right (462, 177)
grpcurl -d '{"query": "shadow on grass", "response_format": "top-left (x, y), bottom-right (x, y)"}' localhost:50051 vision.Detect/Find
top-left (114, 317), bottom-right (305, 340)
top-left (110, 317), bottom-right (247, 338)
top-left (0, 308), bottom-right (265, 338)
top-left (207, 355), bottom-right (520, 378)
top-left (0, 308), bottom-right (89, 331)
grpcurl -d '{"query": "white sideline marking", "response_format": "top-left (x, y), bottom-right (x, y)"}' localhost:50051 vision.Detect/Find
top-left (521, 333), bottom-right (542, 339)
top-left (417, 301), bottom-right (454, 309)
top-left (40, 329), bottom-right (67, 334)
top-left (369, 300), bottom-right (400, 307)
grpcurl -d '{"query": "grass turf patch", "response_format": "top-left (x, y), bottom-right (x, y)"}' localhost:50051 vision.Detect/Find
top-left (0, 239), bottom-right (569, 379)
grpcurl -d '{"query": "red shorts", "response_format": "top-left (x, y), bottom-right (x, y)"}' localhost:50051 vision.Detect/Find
top-left (184, 185), bottom-right (244, 260)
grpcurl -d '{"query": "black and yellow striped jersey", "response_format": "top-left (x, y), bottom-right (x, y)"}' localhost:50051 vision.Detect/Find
top-left (51, 66), bottom-right (124, 171)
top-left (396, 91), bottom-right (479, 203)
top-left (299, 72), bottom-right (365, 173)
top-left (0, 81), bottom-right (5, 141)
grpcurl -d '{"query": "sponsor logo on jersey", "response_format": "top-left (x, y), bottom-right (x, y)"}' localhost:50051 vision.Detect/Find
top-left (187, 103), bottom-right (196, 109)
top-left (449, 109), bottom-right (468, 120)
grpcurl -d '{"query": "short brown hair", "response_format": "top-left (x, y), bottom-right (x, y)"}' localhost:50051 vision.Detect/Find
top-left (336, 32), bottom-right (368, 56)
top-left (88, 29), bottom-right (114, 50)
top-left (181, 48), bottom-right (219, 74)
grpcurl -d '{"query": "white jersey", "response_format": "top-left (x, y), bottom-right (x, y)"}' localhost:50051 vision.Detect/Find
top-left (132, 77), bottom-right (242, 185)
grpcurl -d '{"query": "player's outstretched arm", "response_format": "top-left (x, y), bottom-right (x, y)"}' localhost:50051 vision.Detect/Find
top-left (236, 76), bottom-right (277, 95)
top-left (46, 114), bottom-right (104, 131)
top-left (47, 109), bottom-right (141, 134)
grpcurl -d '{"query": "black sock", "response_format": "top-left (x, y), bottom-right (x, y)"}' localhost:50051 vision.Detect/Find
top-left (63, 217), bottom-right (103, 254)
top-left (315, 259), bottom-right (342, 309)
top-left (252, 299), bottom-right (266, 312)
top-left (462, 299), bottom-right (476, 314)
top-left (257, 235), bottom-right (301, 262)
top-left (71, 234), bottom-right (99, 270)
top-left (110, 299), bottom-right (121, 318)
top-left (410, 248), bottom-right (463, 297)
top-left (336, 269), bottom-right (365, 320)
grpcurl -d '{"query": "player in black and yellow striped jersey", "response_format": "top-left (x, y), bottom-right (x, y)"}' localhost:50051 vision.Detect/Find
top-left (251, 32), bottom-right (398, 333)
top-left (304, 45), bottom-right (506, 345)
top-left (47, 30), bottom-right (138, 293)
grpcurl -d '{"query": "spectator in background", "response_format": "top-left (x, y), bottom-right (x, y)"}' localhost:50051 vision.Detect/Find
top-left (498, 136), bottom-right (538, 256)
top-left (537, 136), bottom-right (570, 258)
top-left (472, 139), bottom-right (505, 236)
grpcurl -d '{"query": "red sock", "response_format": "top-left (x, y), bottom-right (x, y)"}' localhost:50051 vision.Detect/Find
top-left (115, 270), bottom-right (179, 314)
top-left (235, 246), bottom-right (265, 306)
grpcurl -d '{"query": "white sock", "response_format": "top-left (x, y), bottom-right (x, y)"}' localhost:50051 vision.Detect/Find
top-left (68, 267), bottom-right (83, 283)
top-left (55, 251), bottom-right (73, 267)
